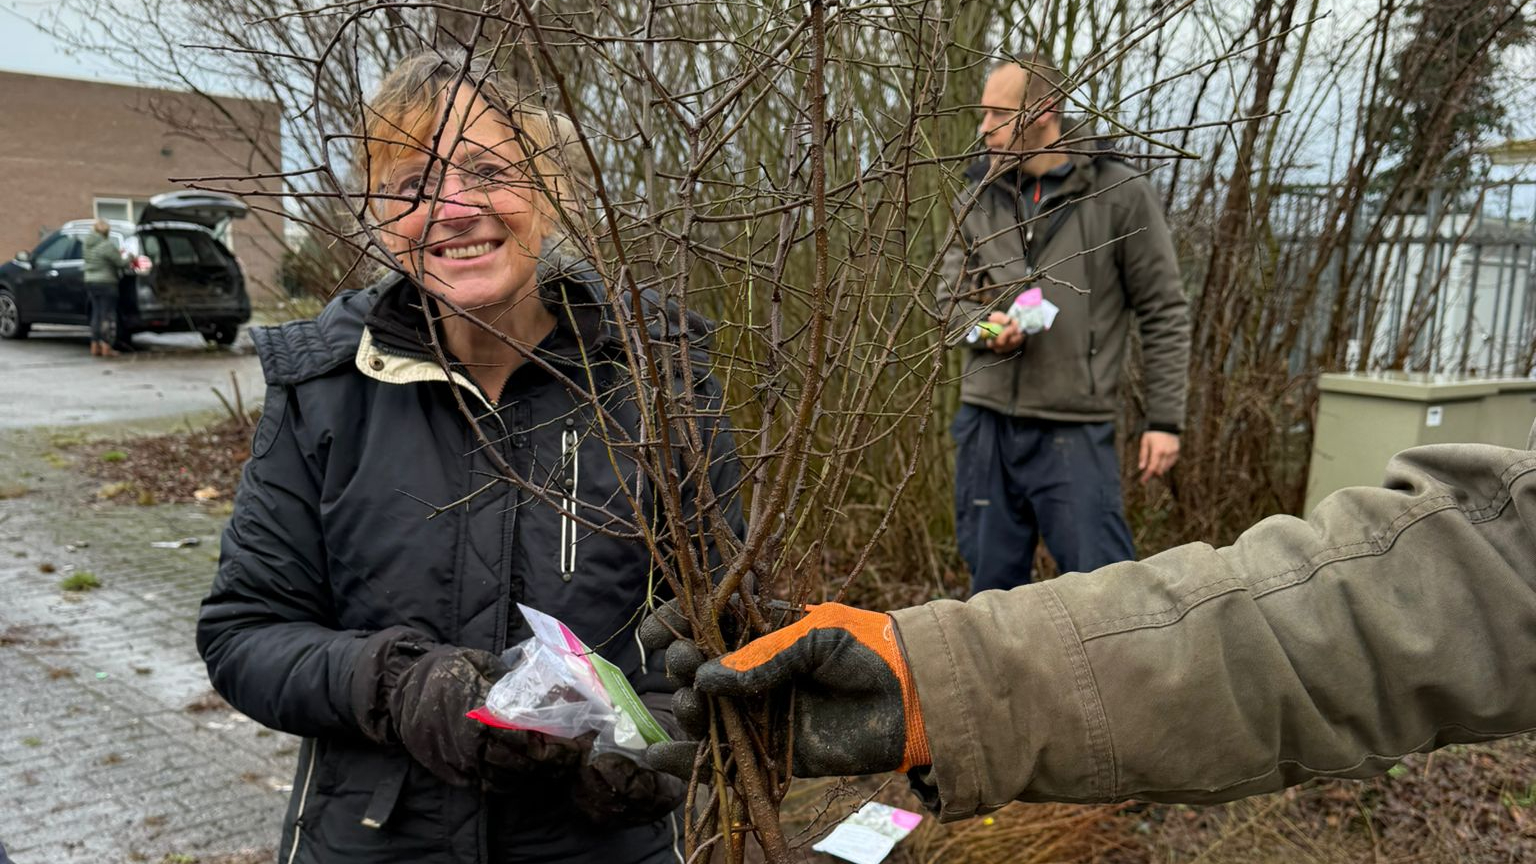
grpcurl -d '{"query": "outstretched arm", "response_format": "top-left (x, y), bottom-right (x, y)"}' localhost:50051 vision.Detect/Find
top-left (898, 438), bottom-right (1536, 818)
top-left (659, 436), bottom-right (1536, 822)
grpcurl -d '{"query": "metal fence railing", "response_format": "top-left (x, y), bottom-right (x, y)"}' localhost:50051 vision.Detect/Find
top-left (1271, 180), bottom-right (1536, 378)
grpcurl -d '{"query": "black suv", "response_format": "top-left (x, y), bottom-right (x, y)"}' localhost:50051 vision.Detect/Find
top-left (0, 191), bottom-right (251, 345)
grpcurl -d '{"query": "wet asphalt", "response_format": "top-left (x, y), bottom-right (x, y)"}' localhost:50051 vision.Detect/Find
top-left (0, 327), bottom-right (264, 430)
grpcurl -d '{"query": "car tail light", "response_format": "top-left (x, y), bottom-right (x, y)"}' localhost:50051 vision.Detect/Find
top-left (131, 255), bottom-right (153, 275)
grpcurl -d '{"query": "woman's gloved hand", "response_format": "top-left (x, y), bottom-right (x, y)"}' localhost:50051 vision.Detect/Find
top-left (351, 626), bottom-right (586, 789)
top-left (570, 744), bottom-right (687, 828)
top-left (639, 600), bottom-right (931, 779)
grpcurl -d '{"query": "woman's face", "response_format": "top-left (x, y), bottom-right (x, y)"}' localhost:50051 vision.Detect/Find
top-left (373, 94), bottom-right (547, 313)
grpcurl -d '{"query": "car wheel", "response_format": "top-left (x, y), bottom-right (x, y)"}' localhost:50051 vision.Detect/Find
top-left (209, 324), bottom-right (239, 346)
top-left (0, 289), bottom-right (29, 339)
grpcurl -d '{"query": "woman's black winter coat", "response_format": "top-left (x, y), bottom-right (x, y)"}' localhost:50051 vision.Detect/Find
top-left (196, 261), bottom-right (740, 864)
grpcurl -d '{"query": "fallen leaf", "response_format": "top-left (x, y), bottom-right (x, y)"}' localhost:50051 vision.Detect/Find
top-left (97, 482), bottom-right (133, 500)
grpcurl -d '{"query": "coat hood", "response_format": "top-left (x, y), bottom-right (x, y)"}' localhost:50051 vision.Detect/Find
top-left (962, 152), bottom-right (1099, 200)
top-left (253, 238), bottom-right (718, 392)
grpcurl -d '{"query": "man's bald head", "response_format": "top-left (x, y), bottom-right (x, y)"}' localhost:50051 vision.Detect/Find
top-left (978, 55), bottom-right (1067, 155)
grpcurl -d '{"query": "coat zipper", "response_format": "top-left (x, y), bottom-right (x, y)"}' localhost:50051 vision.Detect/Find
top-left (488, 406), bottom-right (515, 651)
top-left (1087, 329), bottom-right (1097, 396)
top-left (1009, 220), bottom-right (1033, 411)
top-left (482, 402), bottom-right (515, 864)
top-left (1017, 178), bottom-right (1097, 400)
top-left (284, 740), bottom-right (319, 864)
top-left (559, 427), bottom-right (580, 580)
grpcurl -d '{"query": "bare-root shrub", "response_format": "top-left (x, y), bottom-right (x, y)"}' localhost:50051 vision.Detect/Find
top-left (38, 0), bottom-right (1532, 858)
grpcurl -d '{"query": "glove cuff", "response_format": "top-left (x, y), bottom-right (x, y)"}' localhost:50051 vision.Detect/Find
top-left (899, 684), bottom-right (932, 771)
top-left (350, 625), bottom-right (437, 745)
top-left (891, 618), bottom-right (931, 772)
top-left (570, 753), bottom-right (686, 829)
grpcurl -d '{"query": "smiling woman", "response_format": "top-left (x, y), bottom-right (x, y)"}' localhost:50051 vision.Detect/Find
top-left (196, 50), bottom-right (743, 864)
top-left (352, 55), bottom-right (576, 397)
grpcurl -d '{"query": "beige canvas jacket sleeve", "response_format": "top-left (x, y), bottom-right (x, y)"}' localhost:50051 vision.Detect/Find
top-left (892, 428), bottom-right (1536, 820)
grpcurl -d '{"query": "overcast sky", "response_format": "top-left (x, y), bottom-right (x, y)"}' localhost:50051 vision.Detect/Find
top-left (0, 1), bottom-right (136, 84)
top-left (4, 0), bottom-right (1531, 189)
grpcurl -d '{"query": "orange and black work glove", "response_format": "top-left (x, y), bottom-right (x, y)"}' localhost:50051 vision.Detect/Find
top-left (640, 601), bottom-right (930, 779)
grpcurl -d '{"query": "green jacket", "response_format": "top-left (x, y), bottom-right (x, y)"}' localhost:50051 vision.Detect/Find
top-left (82, 232), bottom-right (125, 285)
top-left (936, 154), bottom-right (1190, 429)
top-left (894, 422), bottom-right (1536, 817)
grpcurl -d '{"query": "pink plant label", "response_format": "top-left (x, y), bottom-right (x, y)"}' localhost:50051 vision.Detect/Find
top-left (890, 809), bottom-right (922, 831)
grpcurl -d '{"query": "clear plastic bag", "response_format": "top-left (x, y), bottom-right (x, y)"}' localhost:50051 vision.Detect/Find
top-left (466, 604), bottom-right (668, 755)
top-left (472, 638), bottom-right (618, 740)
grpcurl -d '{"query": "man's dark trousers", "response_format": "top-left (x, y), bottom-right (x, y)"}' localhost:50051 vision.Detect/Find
top-left (952, 403), bottom-right (1135, 593)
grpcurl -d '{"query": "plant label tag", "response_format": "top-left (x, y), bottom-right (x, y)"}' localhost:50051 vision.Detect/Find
top-left (811, 802), bottom-right (922, 864)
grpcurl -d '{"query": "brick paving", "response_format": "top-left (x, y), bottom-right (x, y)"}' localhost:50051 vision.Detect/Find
top-left (0, 425), bottom-right (292, 863)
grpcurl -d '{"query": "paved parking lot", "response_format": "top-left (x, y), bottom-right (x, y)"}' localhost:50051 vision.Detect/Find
top-left (0, 327), bottom-right (291, 862)
top-left (0, 327), bottom-right (263, 430)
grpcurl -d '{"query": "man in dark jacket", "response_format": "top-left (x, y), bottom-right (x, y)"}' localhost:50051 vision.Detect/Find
top-left (937, 56), bottom-right (1190, 592)
top-left (196, 255), bottom-right (741, 864)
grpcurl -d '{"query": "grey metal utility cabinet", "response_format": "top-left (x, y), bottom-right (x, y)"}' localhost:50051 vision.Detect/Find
top-left (1305, 373), bottom-right (1536, 515)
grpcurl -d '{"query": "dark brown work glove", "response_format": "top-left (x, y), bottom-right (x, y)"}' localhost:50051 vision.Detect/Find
top-left (570, 744), bottom-right (688, 828)
top-left (639, 600), bottom-right (930, 780)
top-left (351, 627), bottom-right (586, 789)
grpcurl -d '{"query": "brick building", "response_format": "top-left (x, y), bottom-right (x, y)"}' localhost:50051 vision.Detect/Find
top-left (0, 71), bottom-right (286, 299)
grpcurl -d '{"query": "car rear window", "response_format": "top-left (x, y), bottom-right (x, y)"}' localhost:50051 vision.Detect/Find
top-left (140, 231), bottom-right (229, 268)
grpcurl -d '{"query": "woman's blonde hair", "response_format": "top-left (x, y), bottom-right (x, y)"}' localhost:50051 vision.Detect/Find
top-left (354, 52), bottom-right (574, 223)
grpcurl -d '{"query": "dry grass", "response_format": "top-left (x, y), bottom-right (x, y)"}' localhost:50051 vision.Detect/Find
top-left (768, 735), bottom-right (1536, 863)
top-left (778, 777), bottom-right (1138, 863)
top-left (1132, 737), bottom-right (1536, 863)
top-left (900, 802), bottom-right (1136, 864)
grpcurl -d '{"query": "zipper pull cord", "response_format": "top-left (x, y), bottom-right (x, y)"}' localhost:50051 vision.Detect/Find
top-left (559, 428), bottom-right (579, 577)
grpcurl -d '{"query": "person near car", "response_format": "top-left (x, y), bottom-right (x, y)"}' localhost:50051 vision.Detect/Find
top-left (196, 52), bottom-right (740, 864)
top-left (0, 197), bottom-right (251, 346)
top-left (643, 426), bottom-right (1536, 822)
top-left (81, 220), bottom-right (126, 357)
top-left (937, 55), bottom-right (1190, 593)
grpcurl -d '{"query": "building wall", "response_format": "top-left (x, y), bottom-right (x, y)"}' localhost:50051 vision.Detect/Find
top-left (0, 71), bottom-right (286, 299)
